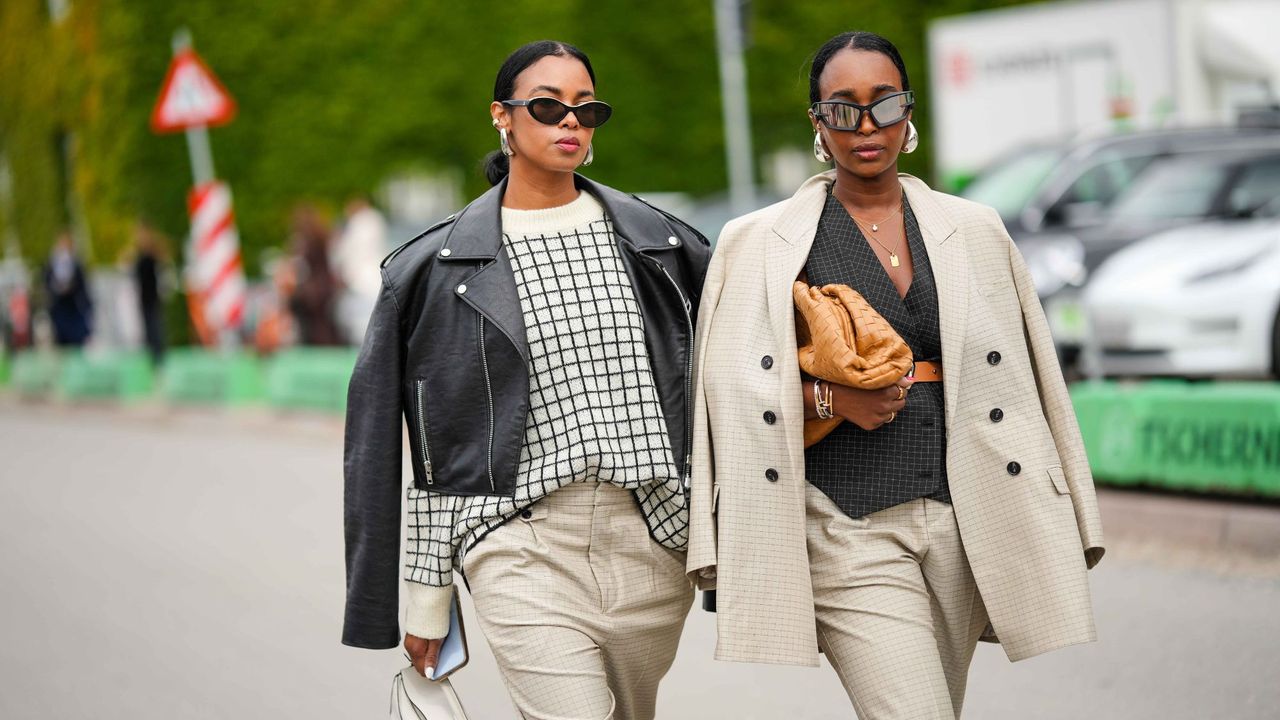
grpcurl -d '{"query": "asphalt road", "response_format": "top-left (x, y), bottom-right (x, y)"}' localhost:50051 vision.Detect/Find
top-left (1, 401), bottom-right (1277, 719)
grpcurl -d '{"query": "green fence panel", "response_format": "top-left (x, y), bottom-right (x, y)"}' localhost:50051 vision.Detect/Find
top-left (1071, 381), bottom-right (1143, 485)
top-left (159, 349), bottom-right (265, 406)
top-left (9, 351), bottom-right (61, 397)
top-left (1071, 380), bottom-right (1280, 497)
top-left (0, 351), bottom-right (8, 386)
top-left (264, 348), bottom-right (357, 413)
top-left (58, 351), bottom-right (154, 401)
top-left (1138, 383), bottom-right (1280, 495)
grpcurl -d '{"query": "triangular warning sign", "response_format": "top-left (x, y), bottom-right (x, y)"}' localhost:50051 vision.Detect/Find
top-left (150, 49), bottom-right (237, 133)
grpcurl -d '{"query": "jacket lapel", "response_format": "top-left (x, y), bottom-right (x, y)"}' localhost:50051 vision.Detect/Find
top-left (768, 172), bottom-right (835, 348)
top-left (437, 179), bottom-right (529, 363)
top-left (433, 173), bottom-right (689, 368)
top-left (899, 175), bottom-right (966, 428)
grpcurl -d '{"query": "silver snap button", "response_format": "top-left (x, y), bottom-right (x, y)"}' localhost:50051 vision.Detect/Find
top-left (456, 284), bottom-right (467, 295)
top-left (439, 248), bottom-right (452, 257)
top-left (667, 236), bottom-right (679, 246)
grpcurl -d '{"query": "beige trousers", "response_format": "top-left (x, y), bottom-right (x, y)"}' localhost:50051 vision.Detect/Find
top-left (806, 484), bottom-right (990, 719)
top-left (462, 483), bottom-right (694, 720)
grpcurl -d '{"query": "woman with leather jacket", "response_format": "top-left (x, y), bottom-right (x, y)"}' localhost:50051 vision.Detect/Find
top-left (342, 40), bottom-right (710, 720)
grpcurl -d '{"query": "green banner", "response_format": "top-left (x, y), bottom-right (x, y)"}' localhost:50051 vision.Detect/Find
top-left (1072, 381), bottom-right (1280, 496)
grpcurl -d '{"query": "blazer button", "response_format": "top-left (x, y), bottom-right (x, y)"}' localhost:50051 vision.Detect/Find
top-left (520, 509), bottom-right (533, 519)
top-left (763, 410), bottom-right (777, 425)
top-left (761, 355), bottom-right (774, 370)
top-left (990, 408), bottom-right (1004, 423)
top-left (1007, 461), bottom-right (1021, 476)
top-left (988, 351), bottom-right (1002, 366)
top-left (765, 468), bottom-right (779, 482)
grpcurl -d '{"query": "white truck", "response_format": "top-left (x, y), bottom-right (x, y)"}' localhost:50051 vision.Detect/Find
top-left (928, 0), bottom-right (1280, 190)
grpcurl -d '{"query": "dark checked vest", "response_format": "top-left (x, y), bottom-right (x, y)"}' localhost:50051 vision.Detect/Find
top-left (803, 191), bottom-right (950, 519)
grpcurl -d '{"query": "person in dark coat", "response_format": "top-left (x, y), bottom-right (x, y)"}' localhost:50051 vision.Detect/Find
top-left (287, 205), bottom-right (341, 346)
top-left (133, 222), bottom-right (167, 364)
top-left (43, 231), bottom-right (93, 348)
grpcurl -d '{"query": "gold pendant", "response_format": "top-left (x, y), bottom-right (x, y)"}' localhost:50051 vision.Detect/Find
top-left (890, 253), bottom-right (900, 267)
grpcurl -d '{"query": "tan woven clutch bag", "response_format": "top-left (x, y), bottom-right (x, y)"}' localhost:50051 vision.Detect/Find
top-left (793, 281), bottom-right (913, 447)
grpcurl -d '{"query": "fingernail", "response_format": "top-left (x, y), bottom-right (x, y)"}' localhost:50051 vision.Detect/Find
top-left (425, 666), bottom-right (435, 679)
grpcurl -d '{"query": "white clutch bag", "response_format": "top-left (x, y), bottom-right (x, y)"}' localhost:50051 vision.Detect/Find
top-left (390, 669), bottom-right (469, 720)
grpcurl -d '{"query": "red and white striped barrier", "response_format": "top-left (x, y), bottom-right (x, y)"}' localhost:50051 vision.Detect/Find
top-left (187, 180), bottom-right (246, 331)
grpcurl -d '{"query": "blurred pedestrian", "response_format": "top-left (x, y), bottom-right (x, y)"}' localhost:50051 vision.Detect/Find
top-left (253, 253), bottom-right (297, 355)
top-left (343, 41), bottom-right (710, 720)
top-left (689, 31), bottom-right (1105, 720)
top-left (286, 205), bottom-right (340, 346)
top-left (43, 230), bottom-right (93, 348)
top-left (331, 194), bottom-right (388, 344)
top-left (132, 221), bottom-right (168, 364)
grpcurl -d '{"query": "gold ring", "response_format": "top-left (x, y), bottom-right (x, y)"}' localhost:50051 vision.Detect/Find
top-left (887, 411), bottom-right (897, 424)
top-left (896, 386), bottom-right (906, 401)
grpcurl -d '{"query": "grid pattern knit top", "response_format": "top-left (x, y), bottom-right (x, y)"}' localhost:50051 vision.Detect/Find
top-left (402, 191), bottom-right (686, 637)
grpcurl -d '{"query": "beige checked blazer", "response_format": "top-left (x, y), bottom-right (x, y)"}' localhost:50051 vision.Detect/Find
top-left (686, 171), bottom-right (1105, 666)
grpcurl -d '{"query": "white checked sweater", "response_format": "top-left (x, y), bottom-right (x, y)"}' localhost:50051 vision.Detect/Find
top-left (403, 192), bottom-right (686, 637)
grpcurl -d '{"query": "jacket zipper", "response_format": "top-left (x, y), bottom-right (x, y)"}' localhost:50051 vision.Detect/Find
top-left (478, 315), bottom-right (496, 493)
top-left (648, 256), bottom-right (695, 489)
top-left (414, 379), bottom-right (433, 484)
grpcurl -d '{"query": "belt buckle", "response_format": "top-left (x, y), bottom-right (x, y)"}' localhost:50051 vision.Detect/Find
top-left (907, 362), bottom-right (916, 379)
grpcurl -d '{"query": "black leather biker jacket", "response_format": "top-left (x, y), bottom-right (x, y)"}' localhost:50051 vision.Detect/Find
top-left (342, 174), bottom-right (712, 649)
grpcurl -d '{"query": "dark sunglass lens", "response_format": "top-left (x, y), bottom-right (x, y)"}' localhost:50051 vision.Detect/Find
top-left (870, 94), bottom-right (910, 127)
top-left (527, 98), bottom-right (568, 125)
top-left (577, 102), bottom-right (612, 128)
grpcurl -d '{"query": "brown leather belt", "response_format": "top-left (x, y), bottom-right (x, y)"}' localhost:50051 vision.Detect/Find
top-left (908, 361), bottom-right (943, 383)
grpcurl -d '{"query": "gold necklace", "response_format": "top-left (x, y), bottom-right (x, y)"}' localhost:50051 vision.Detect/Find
top-left (850, 205), bottom-right (900, 233)
top-left (855, 217), bottom-right (906, 267)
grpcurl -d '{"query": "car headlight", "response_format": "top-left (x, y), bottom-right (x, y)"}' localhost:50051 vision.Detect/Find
top-left (1023, 235), bottom-right (1088, 297)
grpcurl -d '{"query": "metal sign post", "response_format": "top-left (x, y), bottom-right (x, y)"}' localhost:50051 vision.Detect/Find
top-left (172, 29), bottom-right (216, 187)
top-left (151, 28), bottom-right (244, 348)
top-left (713, 0), bottom-right (757, 217)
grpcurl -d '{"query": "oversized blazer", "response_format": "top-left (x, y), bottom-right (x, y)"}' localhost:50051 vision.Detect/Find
top-left (686, 171), bottom-right (1105, 666)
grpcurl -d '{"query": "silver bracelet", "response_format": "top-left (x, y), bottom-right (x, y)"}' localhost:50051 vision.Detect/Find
top-left (814, 379), bottom-right (834, 419)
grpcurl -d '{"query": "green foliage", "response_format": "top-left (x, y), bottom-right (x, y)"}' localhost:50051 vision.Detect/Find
top-left (1, 0), bottom-right (1039, 274)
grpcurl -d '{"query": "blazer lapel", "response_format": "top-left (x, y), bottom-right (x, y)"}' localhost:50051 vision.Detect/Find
top-left (768, 172), bottom-right (835, 347)
top-left (899, 175), bottom-right (966, 429)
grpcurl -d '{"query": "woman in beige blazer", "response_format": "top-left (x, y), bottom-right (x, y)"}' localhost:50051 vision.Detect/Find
top-left (686, 32), bottom-right (1105, 719)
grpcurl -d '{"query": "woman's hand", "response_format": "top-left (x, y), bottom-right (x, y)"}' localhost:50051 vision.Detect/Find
top-left (404, 633), bottom-right (445, 679)
top-left (830, 376), bottom-right (914, 431)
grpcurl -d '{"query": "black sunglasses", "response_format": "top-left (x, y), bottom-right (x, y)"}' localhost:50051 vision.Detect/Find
top-left (502, 97), bottom-right (613, 128)
top-left (810, 91), bottom-right (914, 131)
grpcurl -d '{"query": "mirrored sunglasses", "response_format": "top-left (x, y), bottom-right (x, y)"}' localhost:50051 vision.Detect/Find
top-left (811, 91), bottom-right (914, 131)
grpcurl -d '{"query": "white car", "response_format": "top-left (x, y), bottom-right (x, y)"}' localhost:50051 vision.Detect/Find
top-left (1081, 207), bottom-right (1280, 379)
